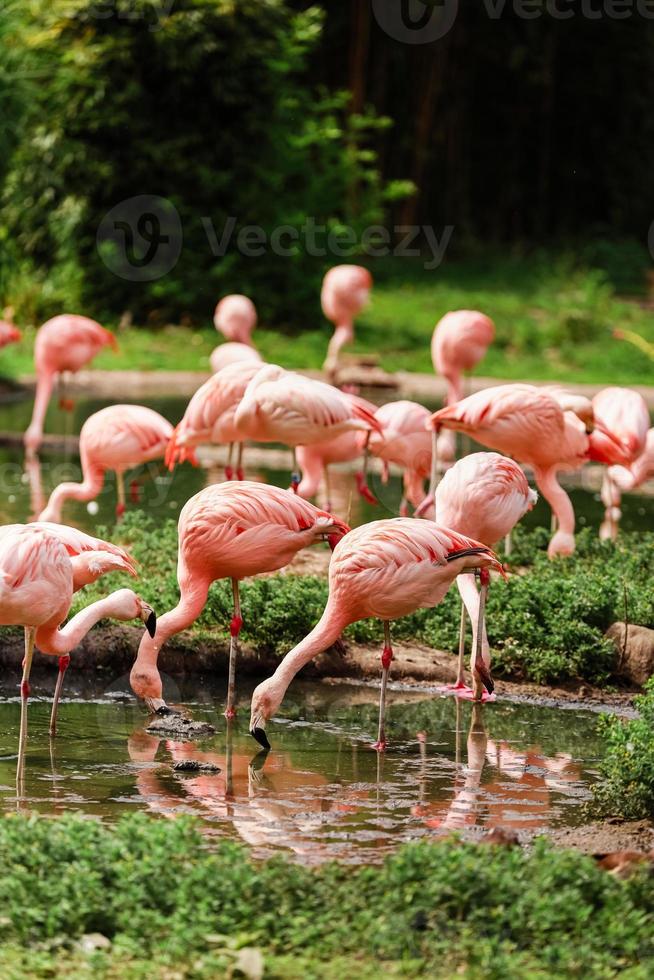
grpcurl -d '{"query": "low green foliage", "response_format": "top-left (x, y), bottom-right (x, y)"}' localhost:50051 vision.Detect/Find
top-left (593, 680), bottom-right (654, 821)
top-left (73, 517), bottom-right (654, 687)
top-left (0, 813), bottom-right (652, 978)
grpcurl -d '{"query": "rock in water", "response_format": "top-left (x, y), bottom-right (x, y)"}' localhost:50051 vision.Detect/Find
top-left (173, 759), bottom-right (221, 773)
top-left (146, 715), bottom-right (216, 738)
top-left (606, 623), bottom-right (654, 686)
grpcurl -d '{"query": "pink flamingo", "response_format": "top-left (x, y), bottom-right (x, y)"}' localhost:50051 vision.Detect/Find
top-left (296, 394), bottom-right (380, 507)
top-left (0, 525), bottom-right (155, 779)
top-left (249, 519), bottom-right (503, 752)
top-left (431, 311), bottom-right (495, 463)
top-left (24, 314), bottom-right (118, 452)
top-left (0, 521), bottom-right (139, 734)
top-left (210, 294), bottom-right (260, 374)
top-left (0, 309), bottom-right (21, 350)
top-left (320, 265), bottom-right (372, 376)
top-left (608, 427), bottom-right (654, 498)
top-left (233, 364), bottom-right (382, 495)
top-left (129, 481), bottom-right (350, 719)
top-left (166, 361), bottom-right (262, 479)
top-left (366, 400), bottom-right (432, 515)
top-left (427, 384), bottom-right (631, 558)
top-left (435, 452), bottom-right (537, 699)
top-left (590, 387), bottom-right (649, 540)
top-left (38, 404), bottom-right (173, 522)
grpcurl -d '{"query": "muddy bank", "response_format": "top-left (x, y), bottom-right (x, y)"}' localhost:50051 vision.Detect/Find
top-left (550, 819), bottom-right (654, 856)
top-left (0, 625), bottom-right (638, 714)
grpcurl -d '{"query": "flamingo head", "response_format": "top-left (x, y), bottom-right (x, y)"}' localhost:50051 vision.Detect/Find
top-left (249, 677), bottom-right (282, 750)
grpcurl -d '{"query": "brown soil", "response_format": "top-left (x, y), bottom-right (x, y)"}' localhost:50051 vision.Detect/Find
top-left (550, 820), bottom-right (654, 856)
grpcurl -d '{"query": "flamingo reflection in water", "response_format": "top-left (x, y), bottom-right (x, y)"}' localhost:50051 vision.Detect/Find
top-left (127, 728), bottom-right (361, 861)
top-left (413, 703), bottom-right (580, 837)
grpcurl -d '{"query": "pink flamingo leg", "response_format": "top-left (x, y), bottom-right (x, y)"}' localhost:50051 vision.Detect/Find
top-left (17, 627), bottom-right (36, 789)
top-left (225, 578), bottom-right (242, 719)
top-left (236, 442), bottom-right (245, 482)
top-left (115, 472), bottom-right (126, 520)
top-left (225, 442), bottom-right (234, 481)
top-left (290, 448), bottom-right (300, 493)
top-left (49, 654), bottom-right (70, 737)
top-left (355, 432), bottom-right (377, 504)
top-left (374, 622), bottom-right (393, 752)
top-left (446, 601), bottom-right (473, 695)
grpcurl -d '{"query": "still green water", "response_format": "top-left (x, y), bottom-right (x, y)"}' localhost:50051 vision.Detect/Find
top-left (0, 676), bottom-right (605, 863)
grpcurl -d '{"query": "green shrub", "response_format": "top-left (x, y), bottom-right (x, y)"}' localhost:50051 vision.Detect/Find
top-left (0, 813), bottom-right (652, 977)
top-left (592, 679), bottom-right (654, 821)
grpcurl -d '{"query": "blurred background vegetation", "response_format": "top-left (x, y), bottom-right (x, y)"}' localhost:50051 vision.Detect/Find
top-left (1, 0), bottom-right (653, 370)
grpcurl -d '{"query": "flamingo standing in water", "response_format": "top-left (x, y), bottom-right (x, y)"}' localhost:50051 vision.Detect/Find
top-left (234, 364), bottom-right (382, 496)
top-left (434, 452), bottom-right (537, 699)
top-left (0, 310), bottom-right (21, 350)
top-left (0, 521), bottom-right (139, 734)
top-left (210, 294), bottom-right (261, 374)
top-left (426, 384), bottom-right (630, 558)
top-left (38, 404), bottom-right (173, 522)
top-left (0, 525), bottom-right (155, 780)
top-left (590, 387), bottom-right (649, 540)
top-left (166, 361), bottom-right (263, 479)
top-left (321, 265), bottom-right (372, 376)
top-left (24, 315), bottom-right (118, 453)
top-left (249, 519), bottom-right (503, 752)
top-left (366, 400), bottom-right (432, 514)
top-left (129, 482), bottom-right (349, 719)
top-left (431, 310), bottom-right (495, 462)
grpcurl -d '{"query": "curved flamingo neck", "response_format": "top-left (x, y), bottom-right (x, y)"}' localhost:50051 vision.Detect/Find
top-left (35, 591), bottom-right (134, 656)
top-left (445, 374), bottom-right (464, 406)
top-left (271, 597), bottom-right (350, 700)
top-left (534, 465), bottom-right (576, 556)
top-left (296, 449), bottom-right (324, 498)
top-left (39, 464), bottom-right (105, 522)
top-left (326, 323), bottom-right (353, 364)
top-left (456, 573), bottom-right (490, 667)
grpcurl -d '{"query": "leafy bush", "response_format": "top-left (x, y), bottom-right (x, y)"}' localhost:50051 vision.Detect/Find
top-left (73, 516), bottom-right (654, 687)
top-left (0, 813), bottom-right (652, 978)
top-left (592, 679), bottom-right (654, 821)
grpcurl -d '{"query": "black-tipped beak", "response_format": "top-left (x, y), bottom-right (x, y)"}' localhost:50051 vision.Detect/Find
top-left (156, 704), bottom-right (176, 717)
top-left (146, 611), bottom-right (157, 638)
top-left (250, 726), bottom-right (271, 750)
top-left (475, 660), bottom-right (495, 696)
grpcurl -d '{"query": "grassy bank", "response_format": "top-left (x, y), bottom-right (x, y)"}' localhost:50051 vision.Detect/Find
top-left (73, 516), bottom-right (654, 687)
top-left (3, 253), bottom-right (654, 385)
top-left (1, 812), bottom-right (653, 979)
top-left (593, 680), bottom-right (654, 821)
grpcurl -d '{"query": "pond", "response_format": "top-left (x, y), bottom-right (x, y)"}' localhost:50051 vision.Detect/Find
top-left (1, 389), bottom-right (654, 534)
top-left (0, 676), bottom-right (606, 864)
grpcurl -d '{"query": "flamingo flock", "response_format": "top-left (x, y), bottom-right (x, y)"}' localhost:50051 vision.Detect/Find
top-left (1, 262), bottom-right (653, 780)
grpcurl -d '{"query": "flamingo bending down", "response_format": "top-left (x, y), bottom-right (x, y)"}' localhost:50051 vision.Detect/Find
top-left (0, 522), bottom-right (139, 733)
top-left (249, 519), bottom-right (503, 752)
top-left (233, 364), bottom-right (382, 496)
top-left (427, 384), bottom-right (630, 558)
top-left (590, 387), bottom-right (649, 540)
top-left (366, 400), bottom-right (432, 515)
top-left (211, 294), bottom-right (259, 374)
top-left (129, 482), bottom-right (350, 719)
top-left (166, 361), bottom-right (263, 479)
top-left (38, 404), bottom-right (173, 522)
top-left (0, 526), bottom-right (155, 779)
top-left (320, 265), bottom-right (372, 376)
top-left (608, 427), bottom-right (654, 497)
top-left (24, 315), bottom-right (118, 453)
top-left (435, 452), bottom-right (537, 699)
top-left (431, 311), bottom-right (495, 463)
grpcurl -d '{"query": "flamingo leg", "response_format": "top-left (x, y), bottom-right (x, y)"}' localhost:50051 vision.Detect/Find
top-left (49, 654), bottom-right (70, 738)
top-left (324, 465), bottom-right (332, 512)
top-left (225, 443), bottom-right (234, 481)
top-left (471, 569), bottom-right (492, 702)
top-left (17, 627), bottom-right (36, 788)
top-left (504, 529), bottom-right (512, 556)
top-left (225, 578), bottom-right (242, 719)
top-left (374, 621), bottom-right (393, 752)
top-left (236, 442), bottom-right (244, 482)
top-left (116, 471), bottom-right (126, 520)
top-left (455, 602), bottom-right (467, 688)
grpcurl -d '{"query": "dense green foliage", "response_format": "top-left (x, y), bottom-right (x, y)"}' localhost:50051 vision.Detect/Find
top-left (0, 813), bottom-right (652, 978)
top-left (74, 517), bottom-right (654, 686)
top-left (593, 680), bottom-right (654, 821)
top-left (2, 1), bottom-right (405, 324)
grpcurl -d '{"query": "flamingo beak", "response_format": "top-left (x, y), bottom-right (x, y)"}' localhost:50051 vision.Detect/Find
top-left (140, 604), bottom-right (157, 638)
top-left (249, 712), bottom-right (271, 749)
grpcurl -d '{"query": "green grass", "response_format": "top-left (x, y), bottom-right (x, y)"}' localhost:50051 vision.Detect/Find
top-left (1, 812), bottom-right (652, 979)
top-left (3, 252), bottom-right (654, 384)
top-left (593, 679), bottom-right (654, 821)
top-left (72, 516), bottom-right (654, 687)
